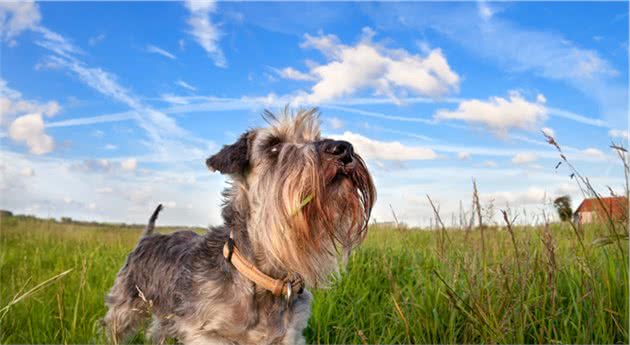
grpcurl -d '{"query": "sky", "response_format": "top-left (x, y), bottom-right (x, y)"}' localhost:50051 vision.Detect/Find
top-left (0, 1), bottom-right (628, 227)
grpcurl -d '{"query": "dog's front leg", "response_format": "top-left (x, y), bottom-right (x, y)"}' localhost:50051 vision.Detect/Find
top-left (281, 291), bottom-right (312, 345)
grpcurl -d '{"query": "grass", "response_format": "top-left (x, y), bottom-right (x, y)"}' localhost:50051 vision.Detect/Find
top-left (0, 215), bottom-right (627, 344)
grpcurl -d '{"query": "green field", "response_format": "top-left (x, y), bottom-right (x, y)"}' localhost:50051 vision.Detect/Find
top-left (0, 214), bottom-right (627, 344)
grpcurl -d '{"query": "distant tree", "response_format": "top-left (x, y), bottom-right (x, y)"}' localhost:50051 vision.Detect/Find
top-left (554, 195), bottom-right (573, 222)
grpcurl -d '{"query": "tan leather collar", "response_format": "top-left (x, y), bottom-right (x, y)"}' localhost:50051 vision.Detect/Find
top-left (223, 236), bottom-right (304, 299)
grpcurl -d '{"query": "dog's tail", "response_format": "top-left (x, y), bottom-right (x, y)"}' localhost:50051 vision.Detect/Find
top-left (142, 204), bottom-right (163, 238)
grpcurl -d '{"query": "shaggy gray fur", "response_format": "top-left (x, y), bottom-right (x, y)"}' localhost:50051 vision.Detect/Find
top-left (103, 110), bottom-right (375, 345)
top-left (104, 202), bottom-right (311, 344)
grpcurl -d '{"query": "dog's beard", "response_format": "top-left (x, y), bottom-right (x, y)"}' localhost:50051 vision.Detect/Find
top-left (248, 147), bottom-right (375, 287)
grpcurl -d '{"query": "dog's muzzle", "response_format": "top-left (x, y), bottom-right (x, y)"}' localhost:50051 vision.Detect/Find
top-left (319, 140), bottom-right (356, 172)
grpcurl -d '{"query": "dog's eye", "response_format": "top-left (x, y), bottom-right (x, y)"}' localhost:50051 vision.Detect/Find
top-left (270, 145), bottom-right (280, 154)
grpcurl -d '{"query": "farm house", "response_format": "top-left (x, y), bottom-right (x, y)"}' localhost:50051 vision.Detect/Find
top-left (573, 196), bottom-right (628, 225)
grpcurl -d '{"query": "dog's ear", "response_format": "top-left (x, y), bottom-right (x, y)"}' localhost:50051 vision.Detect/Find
top-left (206, 131), bottom-right (253, 176)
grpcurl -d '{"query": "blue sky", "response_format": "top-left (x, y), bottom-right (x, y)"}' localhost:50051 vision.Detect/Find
top-left (1, 1), bottom-right (628, 226)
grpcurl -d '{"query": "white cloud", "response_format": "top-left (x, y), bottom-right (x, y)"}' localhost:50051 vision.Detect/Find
top-left (161, 93), bottom-right (190, 105)
top-left (88, 33), bottom-right (105, 46)
top-left (388, 4), bottom-right (626, 127)
top-left (0, 79), bottom-right (60, 125)
top-left (609, 129), bottom-right (629, 140)
top-left (582, 148), bottom-right (606, 160)
top-left (326, 117), bottom-right (344, 130)
top-left (34, 26), bottom-right (83, 58)
top-left (0, 149), bottom-right (224, 227)
top-left (482, 160), bottom-right (497, 168)
top-left (184, 0), bottom-right (226, 67)
top-left (276, 67), bottom-right (317, 81)
top-left (484, 186), bottom-right (549, 206)
top-left (78, 158), bottom-right (137, 173)
top-left (8, 113), bottom-right (54, 154)
top-left (0, 0), bottom-right (41, 41)
top-left (96, 187), bottom-right (113, 193)
top-left (20, 166), bottom-right (34, 177)
top-left (162, 201), bottom-right (177, 208)
top-left (555, 182), bottom-right (579, 196)
top-left (31, 26), bottom-right (214, 165)
top-left (332, 131), bottom-right (437, 161)
top-left (512, 152), bottom-right (538, 164)
top-left (176, 79), bottom-right (197, 92)
top-left (104, 144), bottom-right (117, 150)
top-left (458, 151), bottom-right (471, 160)
top-left (292, 29), bottom-right (459, 104)
top-left (81, 159), bottom-right (111, 172)
top-left (120, 158), bottom-right (137, 172)
top-left (434, 91), bottom-right (547, 135)
top-left (477, 1), bottom-right (495, 21)
top-left (146, 44), bottom-right (176, 59)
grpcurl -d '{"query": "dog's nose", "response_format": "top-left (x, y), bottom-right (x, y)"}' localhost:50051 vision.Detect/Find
top-left (323, 140), bottom-right (354, 164)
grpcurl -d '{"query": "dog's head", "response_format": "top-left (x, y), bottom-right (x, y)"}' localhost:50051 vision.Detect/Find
top-left (206, 108), bottom-right (375, 286)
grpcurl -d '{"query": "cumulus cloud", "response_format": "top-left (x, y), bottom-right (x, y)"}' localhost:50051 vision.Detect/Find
top-left (8, 113), bottom-right (54, 154)
top-left (184, 0), bottom-right (225, 67)
top-left (582, 148), bottom-right (606, 160)
top-left (120, 158), bottom-right (137, 172)
top-left (0, 79), bottom-right (60, 125)
top-left (555, 182), bottom-right (579, 196)
top-left (326, 117), bottom-right (344, 130)
top-left (609, 129), bottom-right (629, 140)
top-left (332, 131), bottom-right (437, 161)
top-left (512, 152), bottom-right (538, 164)
top-left (96, 187), bottom-right (113, 193)
top-left (1, 81), bottom-right (60, 155)
top-left (373, 3), bottom-right (625, 127)
top-left (434, 91), bottom-right (547, 135)
top-left (20, 166), bottom-right (34, 177)
top-left (146, 44), bottom-right (176, 59)
top-left (80, 159), bottom-right (112, 172)
top-left (458, 151), bottom-right (471, 160)
top-left (289, 29), bottom-right (459, 104)
top-left (78, 158), bottom-right (137, 173)
top-left (162, 201), bottom-right (177, 208)
top-left (0, 0), bottom-right (41, 41)
top-left (276, 67), bottom-right (317, 81)
top-left (484, 187), bottom-right (549, 206)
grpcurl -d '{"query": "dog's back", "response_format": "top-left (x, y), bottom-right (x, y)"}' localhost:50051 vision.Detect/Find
top-left (117, 231), bottom-right (199, 313)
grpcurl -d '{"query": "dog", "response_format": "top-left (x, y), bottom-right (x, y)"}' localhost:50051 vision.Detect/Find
top-left (103, 108), bottom-right (376, 344)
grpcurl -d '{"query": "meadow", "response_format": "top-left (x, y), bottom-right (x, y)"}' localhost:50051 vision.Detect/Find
top-left (0, 212), bottom-right (627, 344)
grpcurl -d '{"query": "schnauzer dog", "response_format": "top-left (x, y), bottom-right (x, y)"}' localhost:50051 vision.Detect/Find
top-left (104, 108), bottom-right (376, 344)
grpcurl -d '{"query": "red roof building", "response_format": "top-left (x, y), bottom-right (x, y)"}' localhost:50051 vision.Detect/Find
top-left (573, 196), bottom-right (628, 225)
